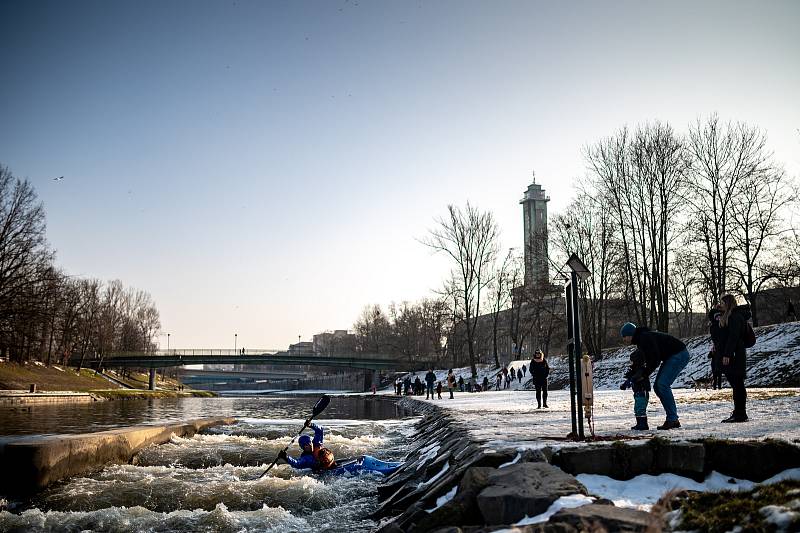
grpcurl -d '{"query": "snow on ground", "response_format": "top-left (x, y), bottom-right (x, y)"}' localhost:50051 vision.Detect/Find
top-left (550, 321), bottom-right (800, 390)
top-left (577, 468), bottom-right (800, 511)
top-left (409, 387), bottom-right (800, 449)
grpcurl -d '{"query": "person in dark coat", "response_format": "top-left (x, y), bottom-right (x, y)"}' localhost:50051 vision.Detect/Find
top-left (708, 305), bottom-right (725, 390)
top-left (482, 375), bottom-right (489, 392)
top-left (458, 375), bottom-right (465, 392)
top-left (521, 364), bottom-right (527, 378)
top-left (620, 322), bottom-right (689, 430)
top-left (425, 369), bottom-right (436, 400)
top-left (620, 349), bottom-right (651, 430)
top-left (495, 372), bottom-right (502, 391)
top-left (529, 350), bottom-right (550, 408)
top-left (714, 294), bottom-right (751, 422)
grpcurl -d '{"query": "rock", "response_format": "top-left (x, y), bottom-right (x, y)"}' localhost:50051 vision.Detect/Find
top-left (548, 503), bottom-right (655, 532)
top-left (410, 485), bottom-right (485, 532)
top-left (475, 462), bottom-right (586, 525)
top-left (702, 439), bottom-right (800, 482)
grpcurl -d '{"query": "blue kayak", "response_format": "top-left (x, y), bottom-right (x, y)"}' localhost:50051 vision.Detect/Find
top-left (325, 455), bottom-right (403, 476)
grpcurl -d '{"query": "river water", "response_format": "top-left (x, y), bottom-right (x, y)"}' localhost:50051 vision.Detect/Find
top-left (0, 395), bottom-right (417, 532)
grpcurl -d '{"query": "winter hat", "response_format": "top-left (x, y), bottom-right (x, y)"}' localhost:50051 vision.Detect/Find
top-left (620, 322), bottom-right (637, 338)
top-left (299, 435), bottom-right (312, 448)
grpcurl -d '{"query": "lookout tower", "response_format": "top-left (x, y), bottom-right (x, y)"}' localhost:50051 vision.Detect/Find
top-left (520, 172), bottom-right (550, 285)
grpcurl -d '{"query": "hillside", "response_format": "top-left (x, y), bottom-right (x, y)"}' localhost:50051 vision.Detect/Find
top-left (548, 321), bottom-right (800, 390)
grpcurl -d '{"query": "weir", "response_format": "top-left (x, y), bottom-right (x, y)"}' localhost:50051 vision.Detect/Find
top-left (0, 417), bottom-right (235, 496)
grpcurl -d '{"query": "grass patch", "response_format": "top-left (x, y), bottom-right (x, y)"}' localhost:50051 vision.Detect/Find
top-left (0, 362), bottom-right (120, 391)
top-left (91, 389), bottom-right (217, 400)
top-left (677, 388), bottom-right (800, 404)
top-left (673, 480), bottom-right (800, 532)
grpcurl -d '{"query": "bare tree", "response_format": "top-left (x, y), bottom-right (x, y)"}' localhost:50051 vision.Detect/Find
top-left (585, 121), bottom-right (687, 331)
top-left (551, 192), bottom-right (618, 356)
top-left (424, 204), bottom-right (499, 379)
top-left (685, 115), bottom-right (772, 301)
top-left (486, 248), bottom-right (516, 368)
top-left (729, 167), bottom-right (794, 324)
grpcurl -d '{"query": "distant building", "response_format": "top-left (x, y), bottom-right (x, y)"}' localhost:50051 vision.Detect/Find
top-left (313, 329), bottom-right (357, 356)
top-left (520, 174), bottom-right (550, 286)
top-left (288, 341), bottom-right (314, 355)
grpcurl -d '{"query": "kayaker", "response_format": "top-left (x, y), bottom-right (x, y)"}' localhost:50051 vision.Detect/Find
top-left (278, 420), bottom-right (336, 471)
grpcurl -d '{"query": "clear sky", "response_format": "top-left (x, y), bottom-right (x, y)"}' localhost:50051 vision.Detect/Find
top-left (1, 0), bottom-right (798, 349)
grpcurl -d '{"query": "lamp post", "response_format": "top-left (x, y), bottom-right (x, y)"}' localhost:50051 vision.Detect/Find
top-left (234, 333), bottom-right (237, 354)
top-left (167, 333), bottom-right (170, 354)
top-left (564, 253), bottom-right (591, 440)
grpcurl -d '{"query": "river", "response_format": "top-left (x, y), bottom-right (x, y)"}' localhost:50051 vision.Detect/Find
top-left (0, 394), bottom-right (417, 532)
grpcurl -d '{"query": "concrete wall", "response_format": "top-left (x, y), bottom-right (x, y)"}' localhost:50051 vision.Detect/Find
top-left (0, 417), bottom-right (235, 496)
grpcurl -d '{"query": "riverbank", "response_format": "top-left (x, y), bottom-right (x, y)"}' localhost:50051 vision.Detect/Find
top-left (374, 388), bottom-right (800, 532)
top-left (0, 361), bottom-right (216, 402)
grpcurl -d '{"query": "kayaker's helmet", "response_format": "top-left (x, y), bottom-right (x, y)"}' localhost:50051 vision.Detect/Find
top-left (299, 435), bottom-right (312, 450)
top-left (317, 448), bottom-right (335, 469)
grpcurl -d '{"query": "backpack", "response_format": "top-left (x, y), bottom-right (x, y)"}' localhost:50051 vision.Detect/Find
top-left (742, 321), bottom-right (756, 348)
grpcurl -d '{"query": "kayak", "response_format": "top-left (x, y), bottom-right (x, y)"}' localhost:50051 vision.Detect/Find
top-left (325, 455), bottom-right (403, 476)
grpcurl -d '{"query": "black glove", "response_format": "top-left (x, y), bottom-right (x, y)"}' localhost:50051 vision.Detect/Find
top-left (277, 449), bottom-right (288, 463)
top-left (620, 380), bottom-right (630, 390)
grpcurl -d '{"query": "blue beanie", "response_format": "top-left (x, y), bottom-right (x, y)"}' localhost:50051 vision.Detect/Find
top-left (299, 435), bottom-right (312, 448)
top-left (620, 322), bottom-right (637, 338)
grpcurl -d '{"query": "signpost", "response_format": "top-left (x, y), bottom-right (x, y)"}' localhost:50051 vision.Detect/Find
top-left (564, 253), bottom-right (591, 440)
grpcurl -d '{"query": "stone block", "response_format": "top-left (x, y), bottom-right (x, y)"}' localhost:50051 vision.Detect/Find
top-left (476, 462), bottom-right (586, 525)
top-left (652, 441), bottom-right (704, 476)
top-left (702, 439), bottom-right (800, 482)
top-left (548, 503), bottom-right (655, 532)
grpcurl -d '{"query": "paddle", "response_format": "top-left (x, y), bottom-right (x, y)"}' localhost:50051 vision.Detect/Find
top-left (257, 394), bottom-right (331, 479)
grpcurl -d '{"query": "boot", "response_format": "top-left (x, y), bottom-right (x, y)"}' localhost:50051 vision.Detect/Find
top-left (722, 413), bottom-right (749, 423)
top-left (536, 404), bottom-right (541, 409)
top-left (657, 419), bottom-right (681, 430)
top-left (543, 403), bottom-right (549, 408)
top-left (631, 417), bottom-right (649, 430)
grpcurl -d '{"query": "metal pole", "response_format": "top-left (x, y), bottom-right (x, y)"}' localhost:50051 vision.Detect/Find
top-left (565, 281), bottom-right (578, 437)
top-left (572, 270), bottom-right (585, 439)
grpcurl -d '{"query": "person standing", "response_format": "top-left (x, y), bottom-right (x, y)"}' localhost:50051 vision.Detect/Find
top-left (620, 322), bottom-right (689, 430)
top-left (707, 308), bottom-right (724, 390)
top-left (714, 294), bottom-right (751, 422)
top-left (620, 349), bottom-right (650, 430)
top-left (447, 369), bottom-right (456, 399)
top-left (425, 368), bottom-right (436, 400)
top-left (521, 364), bottom-right (527, 378)
top-left (529, 350), bottom-right (549, 408)
top-left (458, 375), bottom-right (465, 392)
top-left (482, 375), bottom-right (489, 392)
top-left (495, 372), bottom-right (502, 391)
top-left (436, 381), bottom-right (443, 399)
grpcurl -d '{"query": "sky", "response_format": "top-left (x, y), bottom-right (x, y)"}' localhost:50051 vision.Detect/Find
top-left (1, 0), bottom-right (799, 349)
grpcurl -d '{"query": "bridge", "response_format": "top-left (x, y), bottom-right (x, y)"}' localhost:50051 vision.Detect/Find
top-left (67, 349), bottom-right (434, 390)
top-left (177, 368), bottom-right (306, 385)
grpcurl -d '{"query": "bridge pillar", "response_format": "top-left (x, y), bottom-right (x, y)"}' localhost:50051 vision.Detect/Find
top-left (370, 369), bottom-right (380, 391)
top-left (148, 368), bottom-right (156, 390)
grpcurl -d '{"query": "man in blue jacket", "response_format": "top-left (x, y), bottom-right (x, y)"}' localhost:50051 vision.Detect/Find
top-left (621, 322), bottom-right (689, 430)
top-left (278, 420), bottom-right (335, 471)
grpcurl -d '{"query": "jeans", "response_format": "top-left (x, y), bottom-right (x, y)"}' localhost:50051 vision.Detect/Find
top-left (653, 349), bottom-right (689, 422)
top-left (633, 390), bottom-right (649, 417)
top-left (426, 384), bottom-right (434, 398)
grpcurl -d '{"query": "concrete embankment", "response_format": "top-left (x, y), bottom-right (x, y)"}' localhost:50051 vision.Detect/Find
top-left (0, 391), bottom-right (100, 405)
top-left (375, 397), bottom-right (800, 532)
top-left (0, 417), bottom-right (235, 496)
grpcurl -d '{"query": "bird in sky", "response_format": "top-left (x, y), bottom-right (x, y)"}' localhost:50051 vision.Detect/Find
top-left (53, 176), bottom-right (64, 181)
